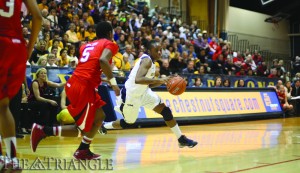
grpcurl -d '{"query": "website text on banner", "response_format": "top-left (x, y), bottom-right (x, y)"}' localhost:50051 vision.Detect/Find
top-left (143, 91), bottom-right (282, 118)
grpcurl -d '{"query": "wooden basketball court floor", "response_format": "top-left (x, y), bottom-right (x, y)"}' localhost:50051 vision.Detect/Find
top-left (11, 117), bottom-right (300, 173)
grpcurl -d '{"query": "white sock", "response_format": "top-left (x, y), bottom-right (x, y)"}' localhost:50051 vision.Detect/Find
top-left (170, 124), bottom-right (182, 139)
top-left (3, 137), bottom-right (17, 158)
top-left (104, 122), bottom-right (115, 129)
top-left (53, 126), bottom-right (62, 136)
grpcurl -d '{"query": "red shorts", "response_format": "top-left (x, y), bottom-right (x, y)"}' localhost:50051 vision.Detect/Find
top-left (0, 37), bottom-right (27, 100)
top-left (65, 76), bottom-right (106, 132)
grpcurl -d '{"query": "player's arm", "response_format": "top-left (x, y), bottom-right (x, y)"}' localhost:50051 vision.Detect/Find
top-left (24, 0), bottom-right (42, 59)
top-left (135, 58), bottom-right (168, 85)
top-left (60, 89), bottom-right (67, 109)
top-left (100, 48), bottom-right (120, 96)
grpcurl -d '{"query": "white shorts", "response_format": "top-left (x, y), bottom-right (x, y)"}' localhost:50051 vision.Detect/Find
top-left (116, 88), bottom-right (161, 124)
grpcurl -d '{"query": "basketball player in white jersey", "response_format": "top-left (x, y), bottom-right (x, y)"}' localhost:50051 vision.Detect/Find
top-left (101, 40), bottom-right (197, 148)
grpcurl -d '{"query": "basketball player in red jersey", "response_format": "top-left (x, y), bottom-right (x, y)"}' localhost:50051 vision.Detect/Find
top-left (0, 0), bottom-right (42, 172)
top-left (30, 21), bottom-right (120, 160)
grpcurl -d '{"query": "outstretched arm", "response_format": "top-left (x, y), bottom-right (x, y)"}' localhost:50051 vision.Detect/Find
top-left (24, 0), bottom-right (42, 59)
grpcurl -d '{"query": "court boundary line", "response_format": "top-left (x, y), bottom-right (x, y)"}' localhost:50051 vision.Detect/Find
top-left (228, 158), bottom-right (300, 173)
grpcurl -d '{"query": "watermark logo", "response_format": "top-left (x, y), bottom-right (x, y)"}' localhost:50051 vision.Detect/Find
top-left (2, 157), bottom-right (113, 171)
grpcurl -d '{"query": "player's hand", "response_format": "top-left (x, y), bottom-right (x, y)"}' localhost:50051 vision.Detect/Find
top-left (159, 76), bottom-right (171, 84)
top-left (49, 100), bottom-right (58, 106)
top-left (112, 85), bottom-right (120, 96)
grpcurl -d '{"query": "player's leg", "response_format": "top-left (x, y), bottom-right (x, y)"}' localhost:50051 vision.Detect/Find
top-left (145, 90), bottom-right (197, 148)
top-left (1, 40), bottom-right (28, 171)
top-left (0, 97), bottom-right (17, 158)
top-left (73, 108), bottom-right (106, 160)
top-left (103, 96), bottom-right (139, 130)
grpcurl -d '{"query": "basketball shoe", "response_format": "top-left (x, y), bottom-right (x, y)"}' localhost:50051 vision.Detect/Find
top-left (98, 124), bottom-right (107, 135)
top-left (178, 135), bottom-right (198, 148)
top-left (73, 149), bottom-right (101, 160)
top-left (30, 123), bottom-right (47, 152)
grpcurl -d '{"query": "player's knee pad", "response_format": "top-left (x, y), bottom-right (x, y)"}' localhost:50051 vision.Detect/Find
top-left (120, 119), bottom-right (135, 129)
top-left (161, 107), bottom-right (173, 121)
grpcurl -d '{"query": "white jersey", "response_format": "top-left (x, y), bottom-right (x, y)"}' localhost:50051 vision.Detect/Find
top-left (125, 54), bottom-right (156, 96)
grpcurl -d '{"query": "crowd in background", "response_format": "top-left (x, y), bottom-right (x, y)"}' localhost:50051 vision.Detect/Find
top-left (13, 0), bottom-right (300, 133)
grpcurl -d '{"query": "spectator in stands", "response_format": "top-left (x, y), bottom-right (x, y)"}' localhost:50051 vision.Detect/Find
top-left (58, 10), bottom-right (72, 32)
top-left (292, 56), bottom-right (300, 77)
top-left (160, 59), bottom-right (171, 77)
top-left (244, 55), bottom-right (257, 72)
top-left (58, 49), bottom-right (69, 67)
top-left (47, 9), bottom-right (59, 29)
top-left (27, 68), bottom-right (65, 126)
top-left (48, 39), bottom-right (62, 57)
top-left (247, 69), bottom-right (254, 76)
top-left (123, 45), bottom-right (135, 68)
top-left (187, 44), bottom-right (197, 59)
top-left (161, 42), bottom-right (170, 59)
top-left (84, 25), bottom-right (96, 41)
top-left (168, 45), bottom-right (176, 59)
top-left (224, 56), bottom-right (236, 75)
top-left (293, 73), bottom-right (300, 82)
top-left (182, 60), bottom-right (195, 74)
top-left (257, 61), bottom-right (269, 77)
top-left (122, 54), bottom-right (131, 71)
top-left (277, 85), bottom-right (293, 111)
top-left (237, 79), bottom-right (245, 87)
top-left (49, 32), bottom-right (63, 49)
top-left (66, 23), bottom-right (79, 44)
top-left (117, 34), bottom-right (126, 53)
top-left (22, 26), bottom-right (30, 40)
top-left (268, 68), bottom-right (278, 78)
top-left (252, 50), bottom-right (262, 65)
top-left (169, 52), bottom-right (186, 74)
top-left (211, 53), bottom-right (225, 74)
top-left (192, 78), bottom-right (203, 87)
top-left (82, 12), bottom-right (94, 28)
top-left (214, 76), bottom-right (222, 87)
top-left (29, 40), bottom-right (49, 65)
top-left (125, 34), bottom-right (135, 48)
top-left (233, 51), bottom-right (244, 68)
top-left (46, 54), bottom-right (57, 67)
top-left (68, 57), bottom-right (78, 68)
top-left (285, 81), bottom-right (293, 100)
top-left (223, 79), bottom-right (231, 87)
top-left (37, 56), bottom-right (47, 67)
top-left (277, 59), bottom-right (286, 75)
top-left (291, 80), bottom-right (300, 97)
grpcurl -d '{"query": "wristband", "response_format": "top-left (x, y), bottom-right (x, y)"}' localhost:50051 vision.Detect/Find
top-left (109, 77), bottom-right (117, 85)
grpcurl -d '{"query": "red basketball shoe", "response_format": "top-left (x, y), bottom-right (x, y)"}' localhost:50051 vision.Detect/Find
top-left (73, 149), bottom-right (101, 160)
top-left (30, 123), bottom-right (47, 152)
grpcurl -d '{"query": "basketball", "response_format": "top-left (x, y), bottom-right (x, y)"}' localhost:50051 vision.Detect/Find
top-left (167, 76), bottom-right (187, 95)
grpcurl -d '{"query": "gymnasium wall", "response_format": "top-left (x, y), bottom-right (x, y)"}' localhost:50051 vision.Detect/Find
top-left (226, 6), bottom-right (290, 55)
top-left (189, 0), bottom-right (209, 23)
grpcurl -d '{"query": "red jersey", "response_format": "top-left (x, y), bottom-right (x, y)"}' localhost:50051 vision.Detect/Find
top-left (0, 0), bottom-right (23, 38)
top-left (72, 39), bottom-right (118, 88)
